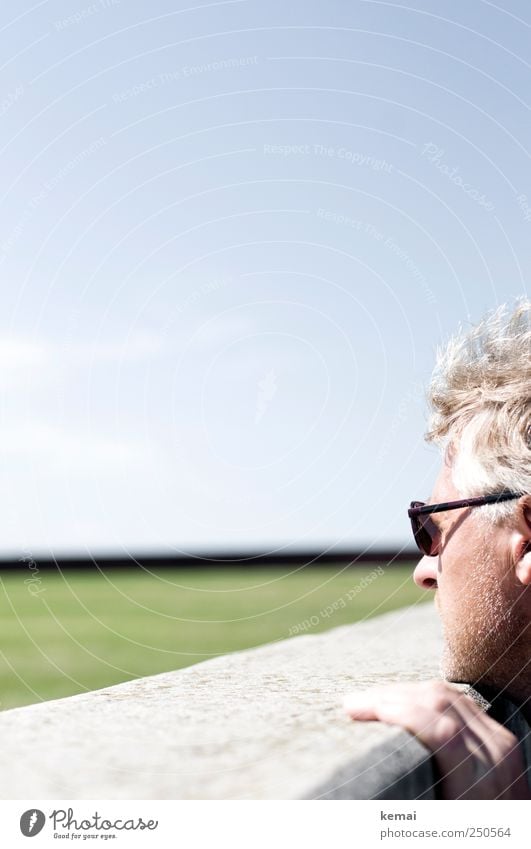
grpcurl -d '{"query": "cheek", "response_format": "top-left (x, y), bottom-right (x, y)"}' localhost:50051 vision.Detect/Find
top-left (440, 524), bottom-right (505, 619)
top-left (437, 532), bottom-right (480, 604)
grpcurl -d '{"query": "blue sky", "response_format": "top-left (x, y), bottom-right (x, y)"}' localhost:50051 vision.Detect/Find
top-left (0, 0), bottom-right (530, 556)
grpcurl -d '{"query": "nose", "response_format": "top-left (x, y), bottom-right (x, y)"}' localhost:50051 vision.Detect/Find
top-left (413, 555), bottom-right (438, 590)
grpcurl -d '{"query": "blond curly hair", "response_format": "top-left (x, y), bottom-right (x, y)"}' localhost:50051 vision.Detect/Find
top-left (426, 299), bottom-right (531, 521)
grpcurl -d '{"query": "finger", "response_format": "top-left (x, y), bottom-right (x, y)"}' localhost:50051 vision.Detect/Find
top-left (343, 684), bottom-right (528, 799)
top-left (342, 690), bottom-right (382, 720)
top-left (344, 687), bottom-right (483, 780)
top-left (342, 682), bottom-right (434, 721)
top-left (419, 694), bottom-right (526, 799)
top-left (442, 699), bottom-right (527, 798)
top-left (343, 681), bottom-right (458, 733)
top-left (439, 693), bottom-right (520, 767)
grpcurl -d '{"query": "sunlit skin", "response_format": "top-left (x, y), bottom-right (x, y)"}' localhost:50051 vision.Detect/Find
top-left (415, 458), bottom-right (531, 712)
top-left (344, 454), bottom-right (531, 799)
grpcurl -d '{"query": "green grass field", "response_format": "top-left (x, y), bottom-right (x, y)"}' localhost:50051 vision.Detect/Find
top-left (0, 565), bottom-right (428, 711)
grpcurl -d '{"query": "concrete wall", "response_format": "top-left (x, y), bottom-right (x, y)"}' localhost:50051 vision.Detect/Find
top-left (0, 604), bottom-right (528, 799)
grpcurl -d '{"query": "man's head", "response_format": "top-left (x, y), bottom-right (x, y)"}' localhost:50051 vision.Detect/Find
top-left (412, 300), bottom-right (531, 704)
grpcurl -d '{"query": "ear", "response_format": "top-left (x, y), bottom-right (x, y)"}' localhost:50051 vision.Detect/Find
top-left (513, 496), bottom-right (531, 586)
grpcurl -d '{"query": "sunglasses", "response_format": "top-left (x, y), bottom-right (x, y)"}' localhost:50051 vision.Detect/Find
top-left (408, 490), bottom-right (524, 556)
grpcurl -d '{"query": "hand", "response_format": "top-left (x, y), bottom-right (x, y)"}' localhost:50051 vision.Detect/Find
top-left (343, 680), bottom-right (530, 799)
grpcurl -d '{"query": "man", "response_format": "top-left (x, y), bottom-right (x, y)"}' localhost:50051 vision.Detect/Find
top-left (344, 300), bottom-right (531, 799)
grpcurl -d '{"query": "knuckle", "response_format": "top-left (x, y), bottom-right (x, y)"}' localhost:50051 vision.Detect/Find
top-left (500, 737), bottom-right (522, 762)
top-left (494, 727), bottom-right (519, 753)
top-left (431, 694), bottom-right (453, 713)
top-left (428, 680), bottom-right (450, 695)
top-left (424, 681), bottom-right (459, 712)
top-left (501, 728), bottom-right (519, 746)
top-left (433, 715), bottom-right (462, 744)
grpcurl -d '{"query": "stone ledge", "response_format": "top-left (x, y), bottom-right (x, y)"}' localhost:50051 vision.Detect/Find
top-left (0, 603), bottom-right (446, 799)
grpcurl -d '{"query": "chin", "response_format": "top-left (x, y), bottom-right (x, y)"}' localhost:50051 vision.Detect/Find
top-left (437, 590), bottom-right (518, 686)
top-left (439, 626), bottom-right (493, 684)
top-left (440, 628), bottom-right (518, 691)
top-left (439, 645), bottom-right (468, 682)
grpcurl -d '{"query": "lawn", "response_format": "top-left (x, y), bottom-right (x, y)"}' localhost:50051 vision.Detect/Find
top-left (0, 564), bottom-right (429, 711)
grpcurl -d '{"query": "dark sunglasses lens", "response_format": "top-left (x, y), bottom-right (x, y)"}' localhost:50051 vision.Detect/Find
top-left (411, 512), bottom-right (439, 556)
